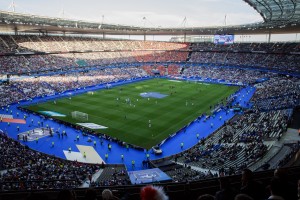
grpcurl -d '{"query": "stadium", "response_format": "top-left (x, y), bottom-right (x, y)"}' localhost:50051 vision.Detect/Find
top-left (0, 0), bottom-right (300, 199)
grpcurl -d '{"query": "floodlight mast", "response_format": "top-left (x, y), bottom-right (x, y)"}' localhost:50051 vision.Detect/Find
top-left (8, 0), bottom-right (16, 12)
top-left (179, 17), bottom-right (188, 42)
top-left (102, 15), bottom-right (105, 25)
top-left (58, 2), bottom-right (65, 19)
top-left (143, 17), bottom-right (146, 41)
top-left (180, 16), bottom-right (187, 28)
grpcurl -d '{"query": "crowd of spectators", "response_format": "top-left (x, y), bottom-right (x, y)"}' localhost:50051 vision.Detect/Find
top-left (0, 66), bottom-right (148, 106)
top-left (0, 37), bottom-right (299, 194)
top-left (251, 77), bottom-right (300, 111)
top-left (5, 35), bottom-right (188, 52)
top-left (90, 166), bottom-right (131, 187)
top-left (189, 42), bottom-right (300, 73)
top-left (0, 35), bottom-right (189, 74)
top-left (1, 35), bottom-right (299, 74)
top-left (164, 164), bottom-right (217, 183)
top-left (0, 131), bottom-right (100, 191)
top-left (0, 84), bottom-right (25, 107)
top-left (2, 167), bottom-right (299, 199)
top-left (189, 51), bottom-right (300, 73)
top-left (174, 142), bottom-right (267, 176)
top-left (276, 142), bottom-right (300, 168)
top-left (171, 108), bottom-right (292, 176)
top-left (180, 66), bottom-right (270, 84)
top-left (0, 64), bottom-right (276, 107)
top-left (191, 42), bottom-right (300, 53)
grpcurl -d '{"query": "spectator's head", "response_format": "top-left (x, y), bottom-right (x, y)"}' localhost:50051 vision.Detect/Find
top-left (219, 177), bottom-right (231, 190)
top-left (85, 188), bottom-right (97, 200)
top-left (102, 189), bottom-right (113, 200)
top-left (234, 194), bottom-right (253, 200)
top-left (197, 194), bottom-right (215, 200)
top-left (140, 185), bottom-right (168, 200)
top-left (56, 189), bottom-right (76, 200)
top-left (27, 193), bottom-right (49, 200)
top-left (298, 179), bottom-right (300, 199)
top-left (274, 168), bottom-right (288, 180)
top-left (269, 177), bottom-right (283, 197)
top-left (241, 169), bottom-right (253, 185)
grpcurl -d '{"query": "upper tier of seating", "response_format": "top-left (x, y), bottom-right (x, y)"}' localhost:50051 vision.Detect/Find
top-left (0, 35), bottom-right (299, 74)
top-left (0, 35), bottom-right (189, 53)
top-left (190, 42), bottom-right (300, 53)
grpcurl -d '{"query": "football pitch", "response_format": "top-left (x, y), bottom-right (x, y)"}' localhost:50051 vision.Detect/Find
top-left (25, 79), bottom-right (239, 149)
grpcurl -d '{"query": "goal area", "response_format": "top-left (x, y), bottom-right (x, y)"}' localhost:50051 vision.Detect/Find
top-left (71, 111), bottom-right (88, 121)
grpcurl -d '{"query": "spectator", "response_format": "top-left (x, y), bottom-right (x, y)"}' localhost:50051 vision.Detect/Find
top-left (0, 131), bottom-right (99, 191)
top-left (198, 194), bottom-right (215, 200)
top-left (240, 169), bottom-right (264, 200)
top-left (215, 177), bottom-right (237, 200)
top-left (266, 177), bottom-right (285, 200)
top-left (56, 189), bottom-right (77, 200)
top-left (26, 193), bottom-right (49, 200)
top-left (140, 185), bottom-right (169, 200)
top-left (297, 179), bottom-right (300, 200)
top-left (85, 188), bottom-right (97, 200)
top-left (102, 189), bottom-right (119, 200)
top-left (235, 194), bottom-right (254, 200)
top-left (272, 168), bottom-right (298, 200)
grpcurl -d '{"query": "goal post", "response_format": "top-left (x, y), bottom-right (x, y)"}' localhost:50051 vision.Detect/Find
top-left (71, 111), bottom-right (88, 121)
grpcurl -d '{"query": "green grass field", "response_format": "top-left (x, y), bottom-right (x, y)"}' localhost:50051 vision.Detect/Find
top-left (25, 79), bottom-right (239, 149)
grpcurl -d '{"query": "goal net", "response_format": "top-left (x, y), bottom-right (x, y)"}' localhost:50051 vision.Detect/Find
top-left (71, 111), bottom-right (88, 121)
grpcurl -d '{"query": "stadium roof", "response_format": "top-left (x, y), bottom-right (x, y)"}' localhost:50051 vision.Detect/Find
top-left (244, 0), bottom-right (300, 23)
top-left (0, 0), bottom-right (300, 36)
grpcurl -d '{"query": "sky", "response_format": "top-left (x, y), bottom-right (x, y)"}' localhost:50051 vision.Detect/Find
top-left (1, 0), bottom-right (298, 42)
top-left (0, 0), bottom-right (263, 27)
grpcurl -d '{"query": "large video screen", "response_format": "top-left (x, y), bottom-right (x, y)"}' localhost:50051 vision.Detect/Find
top-left (214, 35), bottom-right (234, 44)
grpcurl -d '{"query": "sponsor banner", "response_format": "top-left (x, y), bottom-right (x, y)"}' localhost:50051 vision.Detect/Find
top-left (39, 111), bottom-right (66, 117)
top-left (76, 123), bottom-right (108, 129)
